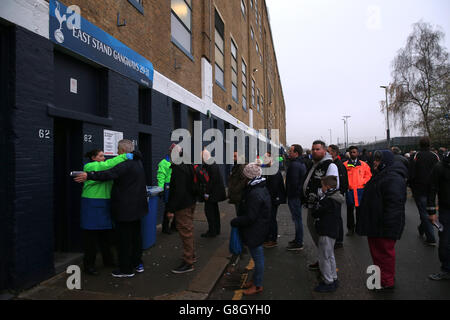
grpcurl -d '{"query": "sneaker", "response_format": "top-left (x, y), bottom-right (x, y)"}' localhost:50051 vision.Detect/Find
top-left (314, 281), bottom-right (337, 293)
top-left (288, 239), bottom-right (297, 246)
top-left (425, 241), bottom-right (437, 247)
top-left (84, 267), bottom-right (99, 276)
top-left (111, 270), bottom-right (135, 278)
top-left (243, 285), bottom-right (263, 295)
top-left (428, 271), bottom-right (450, 281)
top-left (334, 242), bottom-right (344, 249)
top-left (135, 264), bottom-right (144, 273)
top-left (287, 243), bottom-right (304, 251)
top-left (171, 262), bottom-right (194, 274)
top-left (334, 279), bottom-right (340, 288)
top-left (263, 241), bottom-right (278, 248)
top-left (308, 261), bottom-right (320, 271)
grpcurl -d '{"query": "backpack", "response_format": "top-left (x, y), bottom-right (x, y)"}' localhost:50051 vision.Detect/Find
top-left (193, 164), bottom-right (210, 202)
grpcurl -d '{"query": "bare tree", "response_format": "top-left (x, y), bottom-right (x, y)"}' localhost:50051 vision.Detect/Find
top-left (387, 22), bottom-right (450, 139)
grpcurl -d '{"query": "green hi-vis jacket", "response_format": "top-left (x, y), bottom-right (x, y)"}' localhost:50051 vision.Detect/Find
top-left (81, 153), bottom-right (128, 199)
top-left (157, 156), bottom-right (172, 189)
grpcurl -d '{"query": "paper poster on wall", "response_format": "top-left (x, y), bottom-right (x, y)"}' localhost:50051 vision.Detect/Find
top-left (104, 129), bottom-right (123, 156)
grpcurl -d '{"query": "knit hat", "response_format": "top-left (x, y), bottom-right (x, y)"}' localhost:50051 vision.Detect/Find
top-left (243, 163), bottom-right (262, 180)
top-left (374, 150), bottom-right (394, 171)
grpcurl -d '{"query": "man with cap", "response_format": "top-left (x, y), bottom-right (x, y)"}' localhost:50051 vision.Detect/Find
top-left (231, 163), bottom-right (271, 295)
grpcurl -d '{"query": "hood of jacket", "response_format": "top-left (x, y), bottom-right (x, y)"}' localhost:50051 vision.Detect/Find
top-left (314, 152), bottom-right (333, 164)
top-left (326, 189), bottom-right (345, 204)
top-left (132, 150), bottom-right (144, 161)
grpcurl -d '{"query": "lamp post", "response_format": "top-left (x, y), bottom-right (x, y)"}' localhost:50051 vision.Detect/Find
top-left (343, 115), bottom-right (351, 149)
top-left (380, 85), bottom-right (391, 148)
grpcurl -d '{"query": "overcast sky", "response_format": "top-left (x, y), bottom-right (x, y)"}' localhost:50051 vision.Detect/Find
top-left (265, 0), bottom-right (450, 148)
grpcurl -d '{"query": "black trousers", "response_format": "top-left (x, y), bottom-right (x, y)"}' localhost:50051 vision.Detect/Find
top-left (83, 229), bottom-right (114, 268)
top-left (205, 201), bottom-right (221, 235)
top-left (115, 220), bottom-right (143, 274)
top-left (347, 203), bottom-right (361, 231)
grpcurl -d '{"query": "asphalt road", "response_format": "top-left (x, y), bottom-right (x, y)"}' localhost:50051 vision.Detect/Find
top-left (209, 195), bottom-right (450, 300)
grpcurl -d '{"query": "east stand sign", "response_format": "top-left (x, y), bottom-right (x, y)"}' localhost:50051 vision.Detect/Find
top-left (49, 0), bottom-right (154, 88)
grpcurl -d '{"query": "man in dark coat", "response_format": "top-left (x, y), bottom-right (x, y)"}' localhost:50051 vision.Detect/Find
top-left (166, 145), bottom-right (197, 274)
top-left (75, 140), bottom-right (148, 278)
top-left (285, 144), bottom-right (307, 250)
top-left (427, 151), bottom-right (450, 281)
top-left (227, 152), bottom-right (247, 215)
top-left (409, 137), bottom-right (440, 245)
top-left (201, 150), bottom-right (227, 237)
top-left (231, 163), bottom-right (271, 295)
top-left (328, 145), bottom-right (349, 248)
top-left (356, 150), bottom-right (408, 290)
top-left (262, 154), bottom-right (286, 248)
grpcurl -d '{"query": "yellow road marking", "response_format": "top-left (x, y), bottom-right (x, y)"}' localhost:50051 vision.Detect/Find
top-left (232, 289), bottom-right (244, 300)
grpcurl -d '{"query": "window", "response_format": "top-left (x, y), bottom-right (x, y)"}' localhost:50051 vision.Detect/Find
top-left (260, 54), bottom-right (262, 64)
top-left (250, 27), bottom-right (254, 40)
top-left (259, 14), bottom-right (262, 37)
top-left (257, 88), bottom-right (260, 112)
top-left (215, 10), bottom-right (225, 87)
top-left (231, 39), bottom-right (238, 102)
top-left (255, 0), bottom-right (258, 12)
top-left (128, 0), bottom-right (144, 14)
top-left (241, 0), bottom-right (246, 17)
top-left (171, 0), bottom-right (192, 56)
top-left (251, 79), bottom-right (255, 107)
top-left (250, 0), bottom-right (253, 8)
top-left (260, 95), bottom-right (264, 114)
top-left (256, 42), bottom-right (259, 54)
top-left (242, 59), bottom-right (247, 111)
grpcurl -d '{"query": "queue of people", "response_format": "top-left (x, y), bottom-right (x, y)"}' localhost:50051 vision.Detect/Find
top-left (72, 136), bottom-right (449, 295)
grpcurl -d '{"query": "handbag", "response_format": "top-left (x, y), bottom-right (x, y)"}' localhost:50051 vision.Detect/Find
top-left (229, 227), bottom-right (242, 255)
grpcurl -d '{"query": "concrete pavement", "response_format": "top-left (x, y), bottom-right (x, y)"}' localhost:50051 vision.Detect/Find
top-left (209, 195), bottom-right (450, 300)
top-left (17, 202), bottom-right (235, 300)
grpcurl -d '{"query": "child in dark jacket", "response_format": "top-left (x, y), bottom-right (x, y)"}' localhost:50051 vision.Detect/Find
top-left (312, 175), bottom-right (345, 292)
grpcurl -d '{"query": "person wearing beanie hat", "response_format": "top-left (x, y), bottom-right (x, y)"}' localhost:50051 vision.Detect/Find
top-left (231, 163), bottom-right (271, 295)
top-left (356, 150), bottom-right (408, 290)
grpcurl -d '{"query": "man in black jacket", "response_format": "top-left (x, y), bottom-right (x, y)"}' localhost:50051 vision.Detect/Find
top-left (166, 145), bottom-right (197, 274)
top-left (409, 137), bottom-right (440, 246)
top-left (262, 154), bottom-right (286, 248)
top-left (357, 150), bottom-right (408, 290)
top-left (427, 151), bottom-right (450, 281)
top-left (285, 144), bottom-right (307, 251)
top-left (75, 140), bottom-right (148, 278)
top-left (201, 150), bottom-right (226, 238)
top-left (328, 145), bottom-right (349, 248)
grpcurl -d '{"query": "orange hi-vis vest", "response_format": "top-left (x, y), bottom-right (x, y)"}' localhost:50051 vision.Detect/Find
top-left (344, 159), bottom-right (372, 207)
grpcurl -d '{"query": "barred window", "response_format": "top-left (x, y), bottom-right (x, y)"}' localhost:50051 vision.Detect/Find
top-left (171, 0), bottom-right (192, 55)
top-left (215, 10), bottom-right (225, 87)
top-left (242, 59), bottom-right (247, 111)
top-left (231, 39), bottom-right (238, 102)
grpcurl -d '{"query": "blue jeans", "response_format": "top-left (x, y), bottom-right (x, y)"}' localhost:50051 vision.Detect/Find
top-left (249, 246), bottom-right (264, 287)
top-left (288, 197), bottom-right (304, 245)
top-left (414, 194), bottom-right (436, 243)
top-left (439, 208), bottom-right (450, 272)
